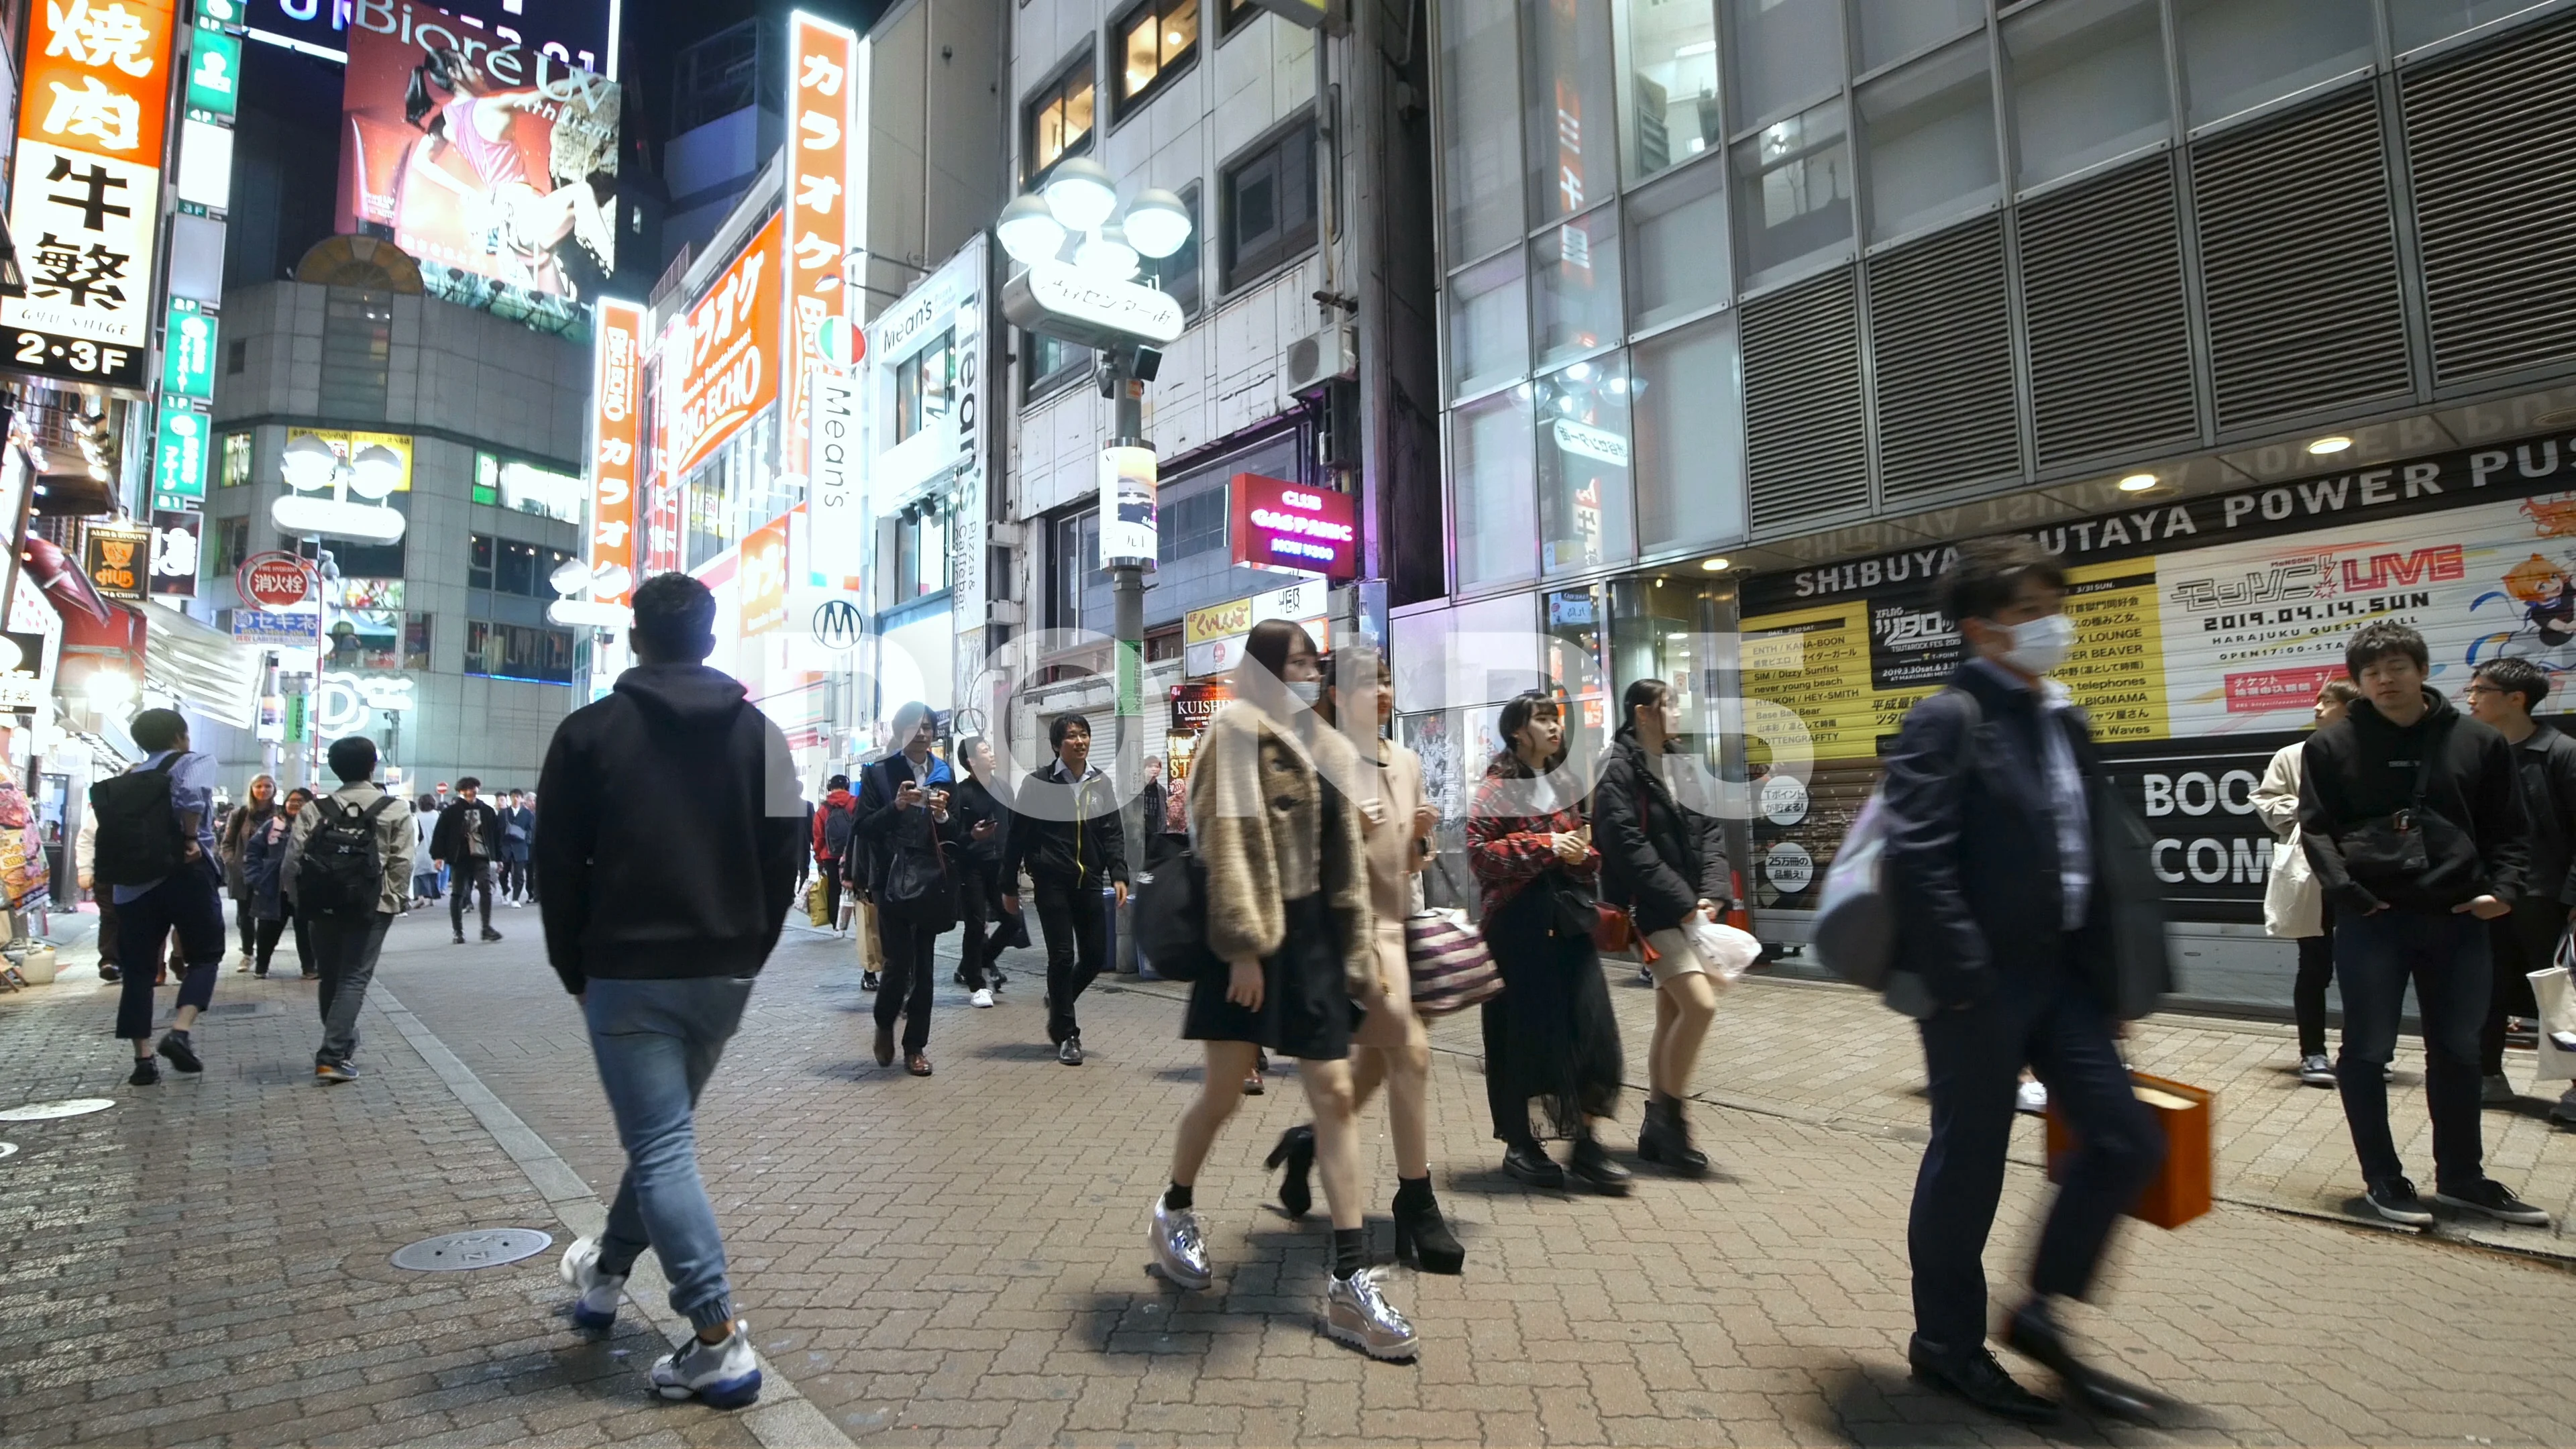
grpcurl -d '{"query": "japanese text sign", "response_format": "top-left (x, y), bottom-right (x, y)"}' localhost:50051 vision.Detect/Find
top-left (663, 213), bottom-right (784, 479)
top-left (588, 296), bottom-right (644, 607)
top-left (163, 299), bottom-right (215, 398)
top-left (782, 12), bottom-right (861, 486)
top-left (1230, 472), bottom-right (1356, 579)
top-left (152, 399), bottom-right (209, 508)
top-left (2, 0), bottom-right (175, 375)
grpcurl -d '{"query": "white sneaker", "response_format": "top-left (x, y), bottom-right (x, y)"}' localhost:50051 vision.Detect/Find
top-left (559, 1236), bottom-right (626, 1330)
top-left (649, 1321), bottom-right (762, 1408)
top-left (2015, 1080), bottom-right (2048, 1114)
top-left (970, 988), bottom-right (995, 1008)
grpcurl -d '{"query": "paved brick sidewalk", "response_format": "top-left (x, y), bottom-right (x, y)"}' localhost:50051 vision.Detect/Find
top-left (357, 910), bottom-right (2576, 1447)
top-left (0, 940), bottom-right (844, 1449)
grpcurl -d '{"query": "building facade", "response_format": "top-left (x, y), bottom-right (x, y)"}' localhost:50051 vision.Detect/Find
top-left (1416, 0), bottom-right (2576, 1008)
top-left (199, 278), bottom-right (594, 793)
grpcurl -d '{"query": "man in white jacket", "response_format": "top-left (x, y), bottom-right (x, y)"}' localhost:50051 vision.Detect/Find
top-left (2252, 680), bottom-right (2360, 1086)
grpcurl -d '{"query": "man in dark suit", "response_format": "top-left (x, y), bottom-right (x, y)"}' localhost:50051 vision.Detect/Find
top-left (1879, 537), bottom-right (2166, 1424)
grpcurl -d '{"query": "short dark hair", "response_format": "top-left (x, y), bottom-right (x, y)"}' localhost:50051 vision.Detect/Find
top-left (286, 787), bottom-right (315, 805)
top-left (1941, 537), bottom-right (2068, 624)
top-left (2476, 655), bottom-right (2551, 712)
top-left (327, 735), bottom-right (378, 782)
top-left (826, 773), bottom-right (849, 791)
top-left (457, 775), bottom-right (482, 792)
top-left (1050, 713), bottom-right (1092, 750)
top-left (631, 571), bottom-right (717, 661)
top-left (129, 707), bottom-right (186, 753)
top-left (2345, 621), bottom-right (2429, 680)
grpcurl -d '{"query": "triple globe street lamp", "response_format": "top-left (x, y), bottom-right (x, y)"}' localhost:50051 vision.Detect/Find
top-left (993, 156), bottom-right (1194, 973)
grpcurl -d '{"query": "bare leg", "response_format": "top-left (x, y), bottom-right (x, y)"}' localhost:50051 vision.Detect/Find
top-left (1651, 973), bottom-right (1719, 1099)
top-left (1299, 1056), bottom-right (1364, 1232)
top-left (1350, 1044), bottom-right (1389, 1114)
top-left (1171, 1040), bottom-right (1263, 1187)
top-left (1379, 1016), bottom-right (1434, 1181)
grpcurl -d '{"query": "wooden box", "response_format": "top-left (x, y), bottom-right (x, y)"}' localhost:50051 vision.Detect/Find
top-left (2043, 1071), bottom-right (2213, 1230)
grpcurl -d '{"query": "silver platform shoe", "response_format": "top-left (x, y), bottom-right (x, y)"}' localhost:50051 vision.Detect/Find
top-left (1324, 1267), bottom-right (1418, 1360)
top-left (1148, 1199), bottom-right (1212, 1289)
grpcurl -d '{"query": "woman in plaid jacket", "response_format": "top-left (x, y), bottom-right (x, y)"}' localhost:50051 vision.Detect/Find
top-left (1468, 690), bottom-right (1629, 1195)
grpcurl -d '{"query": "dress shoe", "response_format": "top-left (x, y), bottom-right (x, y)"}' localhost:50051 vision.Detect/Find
top-left (906, 1052), bottom-right (933, 1078)
top-left (873, 1022), bottom-right (896, 1067)
top-left (1566, 1133), bottom-right (1633, 1196)
top-left (1907, 1337), bottom-right (2057, 1424)
top-left (1502, 1139), bottom-right (1565, 1189)
top-left (2004, 1301), bottom-right (2160, 1424)
top-left (1265, 1124), bottom-right (1315, 1218)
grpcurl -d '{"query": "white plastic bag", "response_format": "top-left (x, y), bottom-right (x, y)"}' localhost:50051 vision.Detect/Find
top-left (2531, 936), bottom-right (2576, 1082)
top-left (1687, 914), bottom-right (1761, 985)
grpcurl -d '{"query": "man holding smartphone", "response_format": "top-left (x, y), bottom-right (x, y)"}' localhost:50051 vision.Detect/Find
top-left (857, 702), bottom-right (968, 1077)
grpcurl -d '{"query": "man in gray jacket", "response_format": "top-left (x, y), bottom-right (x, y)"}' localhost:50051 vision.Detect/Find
top-left (290, 735), bottom-right (413, 1083)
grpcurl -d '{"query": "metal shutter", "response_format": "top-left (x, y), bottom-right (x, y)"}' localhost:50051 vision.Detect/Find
top-left (1741, 268), bottom-right (1868, 536)
top-left (1866, 217), bottom-right (2023, 507)
top-left (2016, 159), bottom-right (2201, 471)
top-left (2192, 87), bottom-right (2412, 433)
top-left (2402, 11), bottom-right (2576, 386)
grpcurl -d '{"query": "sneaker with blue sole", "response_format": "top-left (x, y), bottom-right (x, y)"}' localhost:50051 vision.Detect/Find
top-left (559, 1236), bottom-right (627, 1331)
top-left (651, 1322), bottom-right (762, 1409)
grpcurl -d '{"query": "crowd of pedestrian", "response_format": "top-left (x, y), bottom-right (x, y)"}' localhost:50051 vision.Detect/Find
top-left (78, 551), bottom-right (2576, 1419)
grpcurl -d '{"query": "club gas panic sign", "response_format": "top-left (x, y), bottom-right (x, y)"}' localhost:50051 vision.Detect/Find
top-left (1230, 472), bottom-right (1356, 580)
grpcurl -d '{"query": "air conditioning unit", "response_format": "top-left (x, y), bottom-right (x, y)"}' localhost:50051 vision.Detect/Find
top-left (1283, 324), bottom-right (1356, 395)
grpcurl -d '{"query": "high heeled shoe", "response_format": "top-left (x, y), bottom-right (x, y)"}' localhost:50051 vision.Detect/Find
top-left (1264, 1124), bottom-right (1316, 1218)
top-left (1392, 1190), bottom-right (1464, 1275)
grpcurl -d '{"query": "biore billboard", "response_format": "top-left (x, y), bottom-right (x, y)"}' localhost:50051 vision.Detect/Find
top-left (339, 0), bottom-right (621, 331)
top-left (243, 0), bottom-right (618, 74)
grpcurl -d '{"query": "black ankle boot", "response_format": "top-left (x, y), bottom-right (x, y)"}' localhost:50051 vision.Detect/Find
top-left (1392, 1186), bottom-right (1464, 1275)
top-left (1566, 1132), bottom-right (1633, 1196)
top-left (1264, 1124), bottom-right (1316, 1218)
top-left (1638, 1097), bottom-right (1709, 1178)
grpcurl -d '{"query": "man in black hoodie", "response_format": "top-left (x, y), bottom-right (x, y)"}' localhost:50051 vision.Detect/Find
top-left (430, 777), bottom-right (504, 943)
top-left (2299, 620), bottom-right (2548, 1228)
top-left (536, 572), bottom-right (802, 1410)
top-left (1000, 714), bottom-right (1126, 1064)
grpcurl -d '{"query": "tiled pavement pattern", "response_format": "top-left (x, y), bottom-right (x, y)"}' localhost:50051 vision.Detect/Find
top-left (6, 904), bottom-right (2576, 1447)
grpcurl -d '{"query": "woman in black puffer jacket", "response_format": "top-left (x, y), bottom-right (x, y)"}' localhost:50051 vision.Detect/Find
top-left (1591, 678), bottom-right (1732, 1176)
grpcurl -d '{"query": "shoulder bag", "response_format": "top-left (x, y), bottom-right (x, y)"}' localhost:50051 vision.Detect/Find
top-left (1405, 909), bottom-right (1502, 1016)
top-left (2333, 739), bottom-right (2434, 879)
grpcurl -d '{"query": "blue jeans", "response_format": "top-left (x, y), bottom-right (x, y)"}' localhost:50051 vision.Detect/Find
top-left (584, 975), bottom-right (754, 1332)
top-left (2334, 908), bottom-right (2489, 1191)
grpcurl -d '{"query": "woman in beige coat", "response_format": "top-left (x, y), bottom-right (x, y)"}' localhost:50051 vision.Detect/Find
top-left (2253, 678), bottom-right (2359, 1087)
top-left (1263, 647), bottom-right (1464, 1273)
top-left (1147, 620), bottom-right (1417, 1361)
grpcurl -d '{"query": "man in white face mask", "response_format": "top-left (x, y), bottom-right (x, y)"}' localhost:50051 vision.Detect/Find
top-left (1877, 537), bottom-right (2167, 1428)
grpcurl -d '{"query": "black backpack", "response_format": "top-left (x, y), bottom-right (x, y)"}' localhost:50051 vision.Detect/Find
top-left (822, 799), bottom-right (857, 858)
top-left (90, 756), bottom-right (187, 888)
top-left (299, 794), bottom-right (396, 918)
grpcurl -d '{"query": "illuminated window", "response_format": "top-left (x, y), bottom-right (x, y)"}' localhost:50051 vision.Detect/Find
top-left (1115, 0), bottom-right (1199, 115)
top-left (465, 621), bottom-right (576, 685)
top-left (219, 432), bottom-right (251, 488)
top-left (1024, 55), bottom-right (1097, 182)
top-left (895, 331), bottom-right (957, 443)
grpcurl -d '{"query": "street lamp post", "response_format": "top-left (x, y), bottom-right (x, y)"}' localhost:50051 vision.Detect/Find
top-left (272, 436), bottom-right (407, 786)
top-left (996, 160), bottom-right (1191, 973)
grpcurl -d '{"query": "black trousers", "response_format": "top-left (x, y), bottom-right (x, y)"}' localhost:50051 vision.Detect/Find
top-left (1034, 876), bottom-right (1106, 1045)
top-left (111, 863), bottom-right (228, 1041)
top-left (449, 861), bottom-right (493, 934)
top-left (498, 857), bottom-right (529, 898)
top-left (2294, 912), bottom-right (2337, 1059)
top-left (873, 901), bottom-right (945, 1054)
top-left (2335, 908), bottom-right (2489, 1190)
top-left (254, 898), bottom-right (312, 974)
top-left (234, 896), bottom-right (258, 959)
top-left (2482, 906), bottom-right (2557, 1075)
top-left (954, 864), bottom-right (1009, 989)
top-left (820, 869), bottom-right (845, 930)
top-left (1909, 951), bottom-right (2163, 1353)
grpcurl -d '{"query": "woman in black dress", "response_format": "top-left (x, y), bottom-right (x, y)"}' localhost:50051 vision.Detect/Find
top-left (1469, 690), bottom-right (1629, 1193)
top-left (1147, 620), bottom-right (1416, 1360)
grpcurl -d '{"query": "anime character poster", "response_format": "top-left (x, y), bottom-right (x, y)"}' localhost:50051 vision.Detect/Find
top-left (339, 1), bottom-right (621, 309)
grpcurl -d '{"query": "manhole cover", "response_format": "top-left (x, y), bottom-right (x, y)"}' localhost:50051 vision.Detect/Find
top-left (0, 1097), bottom-right (113, 1121)
top-left (391, 1228), bottom-right (553, 1271)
